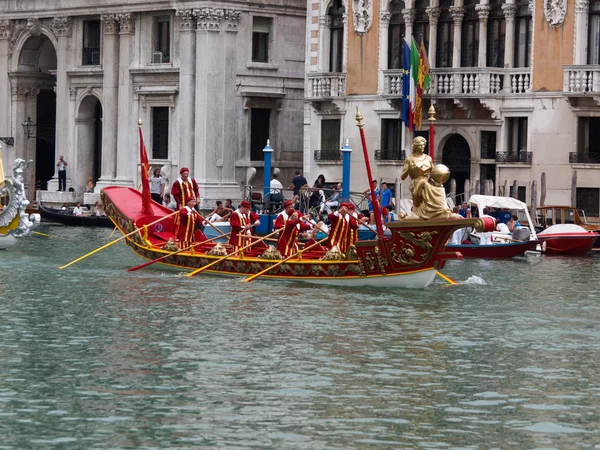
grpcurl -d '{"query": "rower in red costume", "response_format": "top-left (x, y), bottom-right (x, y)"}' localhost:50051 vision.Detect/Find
top-left (277, 208), bottom-right (311, 257)
top-left (347, 203), bottom-right (368, 246)
top-left (273, 200), bottom-right (294, 230)
top-left (327, 202), bottom-right (358, 253)
top-left (171, 167), bottom-right (200, 209)
top-left (229, 200), bottom-right (252, 252)
top-left (178, 198), bottom-right (203, 248)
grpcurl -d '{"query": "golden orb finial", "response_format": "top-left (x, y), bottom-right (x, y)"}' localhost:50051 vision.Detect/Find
top-left (428, 103), bottom-right (436, 122)
top-left (355, 107), bottom-right (364, 129)
top-left (138, 119), bottom-right (143, 127)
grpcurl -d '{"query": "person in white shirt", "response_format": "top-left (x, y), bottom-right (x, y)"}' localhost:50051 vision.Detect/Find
top-left (266, 173), bottom-right (284, 212)
top-left (72, 203), bottom-right (84, 216)
top-left (149, 168), bottom-right (165, 203)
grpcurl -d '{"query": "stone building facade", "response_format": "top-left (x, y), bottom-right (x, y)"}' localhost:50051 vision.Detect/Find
top-left (304, 0), bottom-right (600, 220)
top-left (0, 0), bottom-right (305, 207)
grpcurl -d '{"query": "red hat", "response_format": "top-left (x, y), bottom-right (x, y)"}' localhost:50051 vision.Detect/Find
top-left (340, 202), bottom-right (350, 209)
top-left (286, 207), bottom-right (295, 215)
top-left (180, 167), bottom-right (189, 175)
top-left (283, 200), bottom-right (293, 208)
top-left (240, 200), bottom-right (251, 208)
top-left (348, 203), bottom-right (356, 210)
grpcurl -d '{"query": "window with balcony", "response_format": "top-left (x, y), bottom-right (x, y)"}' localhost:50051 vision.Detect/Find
top-left (329, 0), bottom-right (345, 72)
top-left (152, 107), bottom-right (169, 159)
top-left (152, 16), bottom-right (171, 63)
top-left (514, 0), bottom-right (532, 67)
top-left (316, 119), bottom-right (341, 161)
top-left (252, 17), bottom-right (272, 63)
top-left (576, 188), bottom-right (600, 217)
top-left (480, 131), bottom-right (497, 159)
top-left (588, 0), bottom-right (600, 64)
top-left (461, 0), bottom-right (479, 67)
top-left (378, 118), bottom-right (404, 160)
top-left (250, 108), bottom-right (271, 161)
top-left (506, 117), bottom-right (528, 161)
top-left (388, 0), bottom-right (406, 70)
top-left (413, 0), bottom-right (429, 55)
top-left (82, 20), bottom-right (101, 66)
top-left (436, 0), bottom-right (453, 68)
top-left (574, 117), bottom-right (600, 163)
top-left (487, 0), bottom-right (505, 68)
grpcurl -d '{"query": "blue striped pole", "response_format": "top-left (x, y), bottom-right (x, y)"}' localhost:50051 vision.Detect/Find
top-left (341, 139), bottom-right (352, 201)
top-left (263, 140), bottom-right (273, 197)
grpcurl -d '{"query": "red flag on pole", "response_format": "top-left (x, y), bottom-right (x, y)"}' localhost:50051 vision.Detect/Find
top-left (139, 121), bottom-right (154, 216)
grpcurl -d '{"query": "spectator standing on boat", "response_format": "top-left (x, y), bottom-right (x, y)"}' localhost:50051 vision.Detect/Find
top-left (150, 168), bottom-right (165, 204)
top-left (377, 182), bottom-right (392, 222)
top-left (178, 198), bottom-right (202, 248)
top-left (277, 209), bottom-right (311, 257)
top-left (266, 173), bottom-right (284, 212)
top-left (289, 170), bottom-right (308, 196)
top-left (171, 167), bottom-right (199, 210)
top-left (327, 202), bottom-right (358, 253)
top-left (94, 201), bottom-right (105, 216)
top-left (56, 155), bottom-right (68, 191)
top-left (229, 200), bottom-right (252, 252)
top-left (85, 177), bottom-right (95, 193)
top-left (72, 202), bottom-right (84, 216)
top-left (458, 202), bottom-right (471, 218)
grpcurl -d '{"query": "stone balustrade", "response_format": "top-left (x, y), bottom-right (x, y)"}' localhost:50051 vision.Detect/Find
top-left (306, 73), bottom-right (346, 99)
top-left (563, 65), bottom-right (600, 93)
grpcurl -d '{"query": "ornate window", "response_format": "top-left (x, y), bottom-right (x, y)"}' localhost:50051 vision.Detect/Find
top-left (487, 0), bottom-right (505, 68)
top-left (388, 0), bottom-right (406, 70)
top-left (461, 0), bottom-right (479, 67)
top-left (329, 0), bottom-right (345, 72)
top-left (588, 0), bottom-right (600, 64)
top-left (514, 0), bottom-right (532, 67)
top-left (379, 118), bottom-right (403, 160)
top-left (82, 20), bottom-right (101, 66)
top-left (152, 16), bottom-right (171, 63)
top-left (436, 0), bottom-right (453, 67)
top-left (252, 17), bottom-right (272, 63)
top-left (413, 0), bottom-right (430, 55)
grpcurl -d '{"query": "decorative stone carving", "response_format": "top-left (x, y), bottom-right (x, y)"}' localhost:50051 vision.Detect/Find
top-left (101, 14), bottom-right (117, 34)
top-left (426, 7), bottom-right (440, 24)
top-left (544, 0), bottom-right (567, 27)
top-left (224, 10), bottom-right (241, 31)
top-left (26, 87), bottom-right (39, 101)
top-left (11, 86), bottom-right (35, 101)
top-left (50, 17), bottom-right (72, 37)
top-left (401, 8), bottom-right (415, 24)
top-left (342, 13), bottom-right (348, 27)
top-left (194, 8), bottom-right (225, 31)
top-left (175, 9), bottom-right (195, 31)
top-left (450, 6), bottom-right (465, 22)
top-left (25, 19), bottom-right (41, 37)
top-left (475, 4), bottom-right (491, 21)
top-left (117, 12), bottom-right (134, 34)
top-left (0, 19), bottom-right (13, 39)
top-left (575, 0), bottom-right (589, 14)
top-left (529, 0), bottom-right (536, 14)
top-left (380, 10), bottom-right (391, 25)
top-left (352, 0), bottom-right (372, 35)
top-left (501, 4), bottom-right (517, 19)
top-left (69, 87), bottom-right (77, 100)
top-left (318, 15), bottom-right (331, 27)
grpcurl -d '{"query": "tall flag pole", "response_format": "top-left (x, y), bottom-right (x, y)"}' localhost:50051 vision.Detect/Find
top-left (401, 37), bottom-right (411, 129)
top-left (410, 38), bottom-right (419, 132)
top-left (138, 119), bottom-right (154, 216)
top-left (415, 39), bottom-right (431, 131)
top-left (428, 103), bottom-right (436, 162)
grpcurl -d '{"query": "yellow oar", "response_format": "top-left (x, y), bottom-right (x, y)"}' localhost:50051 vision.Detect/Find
top-left (436, 271), bottom-right (458, 285)
top-left (33, 231), bottom-right (53, 238)
top-left (127, 232), bottom-right (230, 272)
top-left (242, 235), bottom-right (329, 283)
top-left (109, 226), bottom-right (118, 239)
top-left (187, 228), bottom-right (280, 277)
top-left (59, 210), bottom-right (179, 269)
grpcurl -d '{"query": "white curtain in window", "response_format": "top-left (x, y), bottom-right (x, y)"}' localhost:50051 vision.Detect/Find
top-left (589, 15), bottom-right (600, 65)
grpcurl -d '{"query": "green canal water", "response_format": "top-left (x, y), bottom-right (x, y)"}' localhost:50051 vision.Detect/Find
top-left (1, 225), bottom-right (599, 449)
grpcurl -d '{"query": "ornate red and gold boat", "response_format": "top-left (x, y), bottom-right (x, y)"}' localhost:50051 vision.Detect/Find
top-left (101, 187), bottom-right (493, 288)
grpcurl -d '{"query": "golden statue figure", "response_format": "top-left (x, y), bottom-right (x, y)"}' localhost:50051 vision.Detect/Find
top-left (401, 136), bottom-right (460, 220)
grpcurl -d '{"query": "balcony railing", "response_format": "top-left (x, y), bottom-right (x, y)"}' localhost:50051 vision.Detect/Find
top-left (82, 47), bottom-right (100, 66)
top-left (496, 151), bottom-right (533, 163)
top-left (375, 149), bottom-right (405, 161)
top-left (569, 152), bottom-right (600, 164)
top-left (314, 149), bottom-right (341, 162)
top-left (564, 66), bottom-right (600, 93)
top-left (383, 67), bottom-right (532, 96)
top-left (307, 73), bottom-right (346, 99)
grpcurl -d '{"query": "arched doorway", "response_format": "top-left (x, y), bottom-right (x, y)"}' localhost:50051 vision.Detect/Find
top-left (76, 96), bottom-right (103, 190)
top-left (442, 134), bottom-right (471, 202)
top-left (14, 35), bottom-right (57, 193)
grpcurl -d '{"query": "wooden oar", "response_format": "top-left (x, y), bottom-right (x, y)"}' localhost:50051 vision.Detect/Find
top-left (33, 231), bottom-right (53, 238)
top-left (436, 271), bottom-right (458, 285)
top-left (242, 235), bottom-right (330, 283)
top-left (59, 210), bottom-right (179, 269)
top-left (186, 228), bottom-right (281, 277)
top-left (195, 210), bottom-right (228, 237)
top-left (127, 232), bottom-right (231, 272)
top-left (109, 226), bottom-right (118, 239)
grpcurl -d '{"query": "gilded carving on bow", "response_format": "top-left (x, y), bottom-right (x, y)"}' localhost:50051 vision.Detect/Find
top-left (347, 264), bottom-right (365, 276)
top-left (374, 246), bottom-right (387, 275)
top-left (390, 230), bottom-right (438, 265)
top-left (249, 263), bottom-right (262, 273)
top-left (346, 245), bottom-right (358, 261)
top-left (292, 265), bottom-right (306, 276)
top-left (327, 265), bottom-right (344, 277)
top-left (364, 252), bottom-right (377, 271)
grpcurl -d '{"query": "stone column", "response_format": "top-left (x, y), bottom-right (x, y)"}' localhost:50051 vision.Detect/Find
top-left (476, 4), bottom-right (491, 67)
top-left (11, 87), bottom-right (39, 197)
top-left (574, 0), bottom-right (590, 65)
top-left (378, 10), bottom-right (391, 94)
top-left (402, 9), bottom-right (415, 45)
top-left (115, 12), bottom-right (134, 185)
top-left (175, 9), bottom-right (196, 176)
top-left (50, 17), bottom-right (73, 191)
top-left (318, 15), bottom-right (331, 72)
top-left (450, 5), bottom-right (464, 68)
top-left (0, 20), bottom-right (13, 173)
top-left (98, 14), bottom-right (119, 185)
top-left (342, 13), bottom-right (349, 72)
top-left (502, 3), bottom-right (516, 69)
top-left (426, 7), bottom-right (440, 68)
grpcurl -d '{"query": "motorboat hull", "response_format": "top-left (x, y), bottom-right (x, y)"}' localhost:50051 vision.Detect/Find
top-left (538, 234), bottom-right (597, 255)
top-left (446, 239), bottom-right (539, 258)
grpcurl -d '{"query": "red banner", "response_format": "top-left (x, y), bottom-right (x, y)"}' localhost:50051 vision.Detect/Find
top-left (139, 125), bottom-right (154, 216)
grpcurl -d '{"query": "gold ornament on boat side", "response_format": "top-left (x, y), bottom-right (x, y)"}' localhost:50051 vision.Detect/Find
top-left (259, 245), bottom-right (282, 260)
top-left (346, 245), bottom-right (358, 260)
top-left (207, 243), bottom-right (227, 256)
top-left (390, 231), bottom-right (438, 265)
top-left (163, 239), bottom-right (178, 252)
top-left (321, 245), bottom-right (344, 261)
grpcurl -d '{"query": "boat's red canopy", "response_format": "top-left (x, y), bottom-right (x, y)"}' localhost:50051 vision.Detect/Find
top-left (102, 186), bottom-right (171, 221)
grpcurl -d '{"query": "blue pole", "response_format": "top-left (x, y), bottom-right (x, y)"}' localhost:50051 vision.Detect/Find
top-left (263, 139), bottom-right (273, 197)
top-left (341, 139), bottom-right (352, 201)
